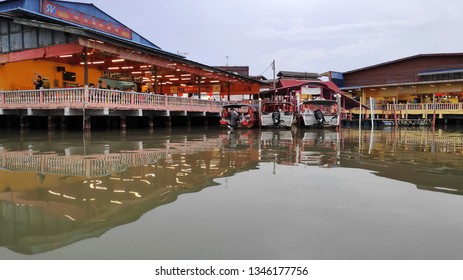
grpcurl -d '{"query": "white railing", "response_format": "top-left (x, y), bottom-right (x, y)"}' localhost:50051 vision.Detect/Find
top-left (355, 102), bottom-right (463, 112)
top-left (0, 88), bottom-right (224, 111)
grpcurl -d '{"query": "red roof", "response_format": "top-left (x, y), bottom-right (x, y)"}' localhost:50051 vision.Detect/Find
top-left (266, 79), bottom-right (362, 110)
top-left (278, 79), bottom-right (307, 88)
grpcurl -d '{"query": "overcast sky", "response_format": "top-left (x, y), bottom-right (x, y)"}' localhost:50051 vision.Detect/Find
top-left (81, 0), bottom-right (462, 77)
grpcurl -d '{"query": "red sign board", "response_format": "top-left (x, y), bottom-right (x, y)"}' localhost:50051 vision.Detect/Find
top-left (42, 0), bottom-right (132, 39)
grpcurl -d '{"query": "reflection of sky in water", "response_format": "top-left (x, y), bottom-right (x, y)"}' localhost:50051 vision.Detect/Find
top-left (1, 128), bottom-right (463, 259)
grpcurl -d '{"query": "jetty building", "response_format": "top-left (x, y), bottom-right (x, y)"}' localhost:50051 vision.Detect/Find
top-left (0, 0), bottom-right (265, 129)
top-left (326, 53), bottom-right (463, 123)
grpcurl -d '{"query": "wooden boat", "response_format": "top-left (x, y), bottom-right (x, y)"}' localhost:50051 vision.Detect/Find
top-left (299, 99), bottom-right (339, 128)
top-left (260, 101), bottom-right (297, 128)
top-left (220, 103), bottom-right (259, 128)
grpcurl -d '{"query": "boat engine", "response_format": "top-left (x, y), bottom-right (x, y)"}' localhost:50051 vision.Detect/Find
top-left (229, 109), bottom-right (239, 128)
top-left (314, 109), bottom-right (326, 124)
top-left (272, 109), bottom-right (281, 126)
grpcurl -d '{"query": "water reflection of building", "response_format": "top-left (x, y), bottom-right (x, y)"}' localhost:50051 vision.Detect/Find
top-left (0, 133), bottom-right (259, 254)
top-left (338, 128), bottom-right (463, 195)
top-left (1, 128), bottom-right (463, 254)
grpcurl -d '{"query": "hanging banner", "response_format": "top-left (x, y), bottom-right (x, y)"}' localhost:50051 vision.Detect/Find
top-left (302, 87), bottom-right (321, 95)
top-left (42, 0), bottom-right (132, 39)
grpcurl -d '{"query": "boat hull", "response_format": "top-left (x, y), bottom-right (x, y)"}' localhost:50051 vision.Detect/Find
top-left (301, 111), bottom-right (338, 128)
top-left (260, 113), bottom-right (295, 128)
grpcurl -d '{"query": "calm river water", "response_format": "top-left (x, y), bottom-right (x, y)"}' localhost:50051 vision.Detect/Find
top-left (0, 126), bottom-right (463, 260)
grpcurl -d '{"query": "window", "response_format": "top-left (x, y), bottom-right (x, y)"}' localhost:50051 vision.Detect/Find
top-left (38, 28), bottom-right (52, 46)
top-left (23, 29), bottom-right (38, 48)
top-left (0, 19), bottom-right (77, 53)
top-left (0, 35), bottom-right (8, 52)
top-left (9, 32), bottom-right (22, 51)
top-left (53, 30), bottom-right (66, 44)
top-left (0, 20), bottom-right (8, 34)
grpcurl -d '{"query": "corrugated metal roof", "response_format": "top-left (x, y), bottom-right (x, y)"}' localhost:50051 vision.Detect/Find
top-left (344, 53), bottom-right (463, 74)
top-left (0, 0), bottom-right (162, 50)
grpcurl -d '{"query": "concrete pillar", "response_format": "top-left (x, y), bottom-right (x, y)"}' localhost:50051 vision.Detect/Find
top-left (48, 116), bottom-right (54, 131)
top-left (148, 116), bottom-right (154, 130)
top-left (120, 116), bottom-right (126, 130)
top-left (60, 116), bottom-right (67, 130)
top-left (106, 117), bottom-right (111, 129)
top-left (84, 116), bottom-right (91, 131)
top-left (165, 116), bottom-right (172, 127)
top-left (186, 117), bottom-right (191, 127)
top-left (20, 116), bottom-right (27, 130)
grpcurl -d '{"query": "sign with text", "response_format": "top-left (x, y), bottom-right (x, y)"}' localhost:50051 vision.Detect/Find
top-left (42, 0), bottom-right (132, 39)
top-left (171, 85), bottom-right (221, 94)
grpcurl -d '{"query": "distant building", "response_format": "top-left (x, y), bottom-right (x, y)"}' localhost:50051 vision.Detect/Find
top-left (331, 53), bottom-right (463, 105)
top-left (277, 71), bottom-right (320, 80)
top-left (214, 66), bottom-right (249, 77)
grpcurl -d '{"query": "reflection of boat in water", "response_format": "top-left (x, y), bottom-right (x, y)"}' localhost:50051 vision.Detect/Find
top-left (2, 128), bottom-right (463, 256)
top-left (259, 130), bottom-right (295, 165)
top-left (260, 130), bottom-right (294, 144)
top-left (219, 103), bottom-right (259, 129)
top-left (260, 102), bottom-right (296, 128)
top-left (299, 99), bottom-right (339, 128)
top-left (298, 130), bottom-right (340, 167)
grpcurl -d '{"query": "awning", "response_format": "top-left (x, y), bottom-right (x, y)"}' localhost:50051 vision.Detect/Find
top-left (44, 42), bottom-right (83, 58)
top-left (8, 48), bottom-right (45, 62)
top-left (0, 53), bottom-right (8, 64)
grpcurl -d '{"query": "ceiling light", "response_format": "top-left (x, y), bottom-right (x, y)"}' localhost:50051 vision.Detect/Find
top-left (112, 59), bottom-right (125, 62)
top-left (59, 54), bottom-right (73, 58)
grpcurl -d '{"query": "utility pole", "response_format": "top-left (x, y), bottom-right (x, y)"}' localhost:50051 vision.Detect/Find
top-left (272, 59), bottom-right (276, 101)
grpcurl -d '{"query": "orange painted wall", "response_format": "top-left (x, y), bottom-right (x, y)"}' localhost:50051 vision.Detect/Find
top-left (0, 60), bottom-right (102, 90)
top-left (221, 82), bottom-right (260, 95)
